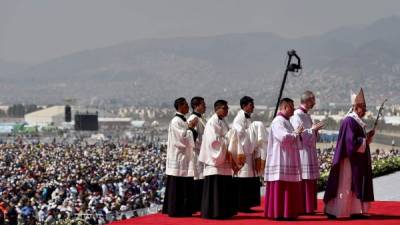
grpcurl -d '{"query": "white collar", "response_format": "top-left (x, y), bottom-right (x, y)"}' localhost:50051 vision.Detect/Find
top-left (348, 112), bottom-right (366, 128)
top-left (240, 109), bottom-right (252, 119)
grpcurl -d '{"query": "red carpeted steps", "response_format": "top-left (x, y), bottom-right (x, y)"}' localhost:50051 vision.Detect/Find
top-left (110, 200), bottom-right (400, 225)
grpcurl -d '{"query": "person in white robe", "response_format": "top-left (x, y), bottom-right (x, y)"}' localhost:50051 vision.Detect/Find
top-left (187, 96), bottom-right (207, 212)
top-left (232, 96), bottom-right (267, 212)
top-left (162, 97), bottom-right (198, 217)
top-left (290, 91), bottom-right (324, 214)
top-left (199, 99), bottom-right (242, 219)
top-left (263, 98), bottom-right (304, 220)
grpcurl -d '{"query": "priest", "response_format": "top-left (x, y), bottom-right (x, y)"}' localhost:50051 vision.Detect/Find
top-left (263, 98), bottom-right (304, 220)
top-left (324, 88), bottom-right (375, 219)
top-left (290, 91), bottom-right (324, 214)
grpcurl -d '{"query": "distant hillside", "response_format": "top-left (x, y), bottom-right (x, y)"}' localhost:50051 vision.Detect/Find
top-left (1, 16), bottom-right (399, 106)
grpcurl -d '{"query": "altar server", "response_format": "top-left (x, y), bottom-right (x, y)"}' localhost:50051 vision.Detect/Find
top-left (187, 96), bottom-right (207, 212)
top-left (232, 96), bottom-right (267, 212)
top-left (162, 97), bottom-right (198, 217)
top-left (199, 99), bottom-right (241, 219)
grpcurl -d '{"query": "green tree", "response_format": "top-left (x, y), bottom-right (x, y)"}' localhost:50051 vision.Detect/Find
top-left (0, 109), bottom-right (7, 117)
top-left (7, 104), bottom-right (25, 117)
top-left (25, 104), bottom-right (38, 114)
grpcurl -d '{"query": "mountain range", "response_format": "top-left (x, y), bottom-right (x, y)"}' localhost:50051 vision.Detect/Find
top-left (1, 16), bottom-right (399, 107)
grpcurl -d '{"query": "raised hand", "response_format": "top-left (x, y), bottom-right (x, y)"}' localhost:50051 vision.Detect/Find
top-left (295, 124), bottom-right (304, 135)
top-left (312, 121), bottom-right (325, 131)
top-left (188, 117), bottom-right (198, 129)
top-left (366, 129), bottom-right (375, 145)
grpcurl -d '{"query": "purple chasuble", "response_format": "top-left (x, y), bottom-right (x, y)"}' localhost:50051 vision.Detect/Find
top-left (323, 116), bottom-right (374, 203)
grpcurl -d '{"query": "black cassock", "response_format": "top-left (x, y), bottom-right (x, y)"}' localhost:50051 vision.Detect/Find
top-left (235, 177), bottom-right (261, 211)
top-left (201, 175), bottom-right (238, 219)
top-left (162, 175), bottom-right (194, 217)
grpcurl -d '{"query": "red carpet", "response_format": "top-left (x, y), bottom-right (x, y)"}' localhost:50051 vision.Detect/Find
top-left (110, 200), bottom-right (400, 225)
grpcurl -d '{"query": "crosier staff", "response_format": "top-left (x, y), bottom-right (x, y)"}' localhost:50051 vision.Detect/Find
top-left (373, 99), bottom-right (388, 131)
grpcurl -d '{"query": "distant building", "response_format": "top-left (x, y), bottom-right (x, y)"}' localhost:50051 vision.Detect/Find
top-left (0, 105), bottom-right (10, 112)
top-left (24, 106), bottom-right (65, 127)
top-left (99, 117), bottom-right (132, 130)
top-left (25, 106), bottom-right (131, 130)
top-left (131, 120), bottom-right (146, 128)
top-left (384, 116), bottom-right (400, 126)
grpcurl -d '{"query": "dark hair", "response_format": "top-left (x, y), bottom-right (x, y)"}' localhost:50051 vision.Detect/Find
top-left (190, 96), bottom-right (204, 110)
top-left (279, 97), bottom-right (294, 108)
top-left (240, 96), bottom-right (254, 109)
top-left (174, 97), bottom-right (187, 110)
top-left (214, 99), bottom-right (228, 111)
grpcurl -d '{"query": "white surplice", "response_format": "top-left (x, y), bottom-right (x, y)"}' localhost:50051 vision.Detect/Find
top-left (263, 114), bottom-right (302, 182)
top-left (290, 108), bottom-right (320, 180)
top-left (199, 114), bottom-right (242, 176)
top-left (188, 113), bottom-right (206, 180)
top-left (165, 113), bottom-right (195, 177)
top-left (232, 110), bottom-right (267, 177)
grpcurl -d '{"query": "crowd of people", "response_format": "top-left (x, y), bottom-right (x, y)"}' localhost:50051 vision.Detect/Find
top-left (1, 93), bottom-right (400, 223)
top-left (0, 134), bottom-right (166, 225)
top-left (0, 134), bottom-right (398, 224)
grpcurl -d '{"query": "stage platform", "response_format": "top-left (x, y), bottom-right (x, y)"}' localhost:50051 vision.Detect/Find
top-left (109, 200), bottom-right (400, 225)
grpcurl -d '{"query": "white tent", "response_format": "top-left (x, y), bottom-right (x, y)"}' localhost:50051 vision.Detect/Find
top-left (24, 106), bottom-right (65, 126)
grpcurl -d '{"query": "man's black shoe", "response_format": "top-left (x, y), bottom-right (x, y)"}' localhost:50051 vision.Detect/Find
top-left (350, 214), bottom-right (370, 219)
top-left (326, 213), bottom-right (337, 219)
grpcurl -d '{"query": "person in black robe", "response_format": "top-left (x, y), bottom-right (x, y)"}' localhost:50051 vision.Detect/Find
top-left (199, 100), bottom-right (239, 219)
top-left (162, 97), bottom-right (198, 217)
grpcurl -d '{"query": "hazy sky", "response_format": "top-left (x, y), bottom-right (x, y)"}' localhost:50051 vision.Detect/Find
top-left (1, 0), bottom-right (400, 63)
